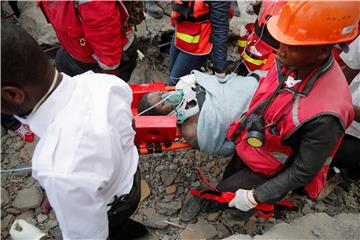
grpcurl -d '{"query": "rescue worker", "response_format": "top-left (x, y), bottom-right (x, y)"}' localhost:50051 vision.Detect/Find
top-left (169, 0), bottom-right (231, 85)
top-left (2, 23), bottom-right (147, 240)
top-left (223, 1), bottom-right (358, 213)
top-left (237, 0), bottom-right (286, 76)
top-left (330, 35), bottom-right (360, 181)
top-left (38, 0), bottom-right (138, 82)
top-left (181, 1), bottom-right (359, 221)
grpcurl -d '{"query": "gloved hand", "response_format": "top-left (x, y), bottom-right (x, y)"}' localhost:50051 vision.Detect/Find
top-left (10, 219), bottom-right (47, 240)
top-left (228, 189), bottom-right (258, 211)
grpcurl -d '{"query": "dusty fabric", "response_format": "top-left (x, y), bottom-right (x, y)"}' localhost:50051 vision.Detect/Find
top-left (195, 71), bottom-right (258, 155)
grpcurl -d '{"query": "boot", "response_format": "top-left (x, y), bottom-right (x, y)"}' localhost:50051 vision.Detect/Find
top-left (144, 1), bottom-right (164, 19)
top-left (179, 189), bottom-right (204, 222)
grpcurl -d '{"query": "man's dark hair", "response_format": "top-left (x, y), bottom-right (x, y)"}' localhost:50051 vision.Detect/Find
top-left (137, 93), bottom-right (162, 116)
top-left (1, 22), bottom-right (51, 87)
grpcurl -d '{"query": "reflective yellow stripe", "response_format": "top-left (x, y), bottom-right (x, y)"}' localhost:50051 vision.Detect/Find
top-left (242, 52), bottom-right (267, 66)
top-left (176, 32), bottom-right (200, 44)
top-left (237, 39), bottom-right (247, 47)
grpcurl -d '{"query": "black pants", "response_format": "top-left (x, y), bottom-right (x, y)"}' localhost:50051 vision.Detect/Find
top-left (331, 134), bottom-right (360, 180)
top-left (55, 39), bottom-right (138, 82)
top-left (217, 154), bottom-right (269, 193)
top-left (108, 168), bottom-right (142, 239)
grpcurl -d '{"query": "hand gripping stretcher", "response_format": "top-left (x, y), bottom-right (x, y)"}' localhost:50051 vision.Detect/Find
top-left (190, 167), bottom-right (297, 219)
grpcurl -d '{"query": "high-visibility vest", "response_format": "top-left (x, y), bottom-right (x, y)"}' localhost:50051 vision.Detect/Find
top-left (172, 0), bottom-right (212, 55)
top-left (238, 1), bottom-right (286, 72)
top-left (226, 57), bottom-right (354, 199)
top-left (238, 27), bottom-right (275, 72)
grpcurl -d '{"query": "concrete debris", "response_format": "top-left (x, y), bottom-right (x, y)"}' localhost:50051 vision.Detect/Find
top-left (140, 180), bottom-right (151, 202)
top-left (13, 186), bottom-right (43, 210)
top-left (179, 218), bottom-right (217, 240)
top-left (156, 201), bottom-right (182, 216)
top-left (207, 212), bottom-right (220, 222)
top-left (1, 188), bottom-right (10, 207)
top-left (165, 185), bottom-right (176, 195)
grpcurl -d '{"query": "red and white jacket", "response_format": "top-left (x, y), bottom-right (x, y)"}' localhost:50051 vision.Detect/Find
top-left (38, 0), bottom-right (134, 70)
top-left (227, 57), bottom-right (354, 199)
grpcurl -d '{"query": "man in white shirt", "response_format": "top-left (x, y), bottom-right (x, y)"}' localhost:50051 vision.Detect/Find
top-left (331, 35), bottom-right (360, 180)
top-left (2, 22), bottom-right (147, 239)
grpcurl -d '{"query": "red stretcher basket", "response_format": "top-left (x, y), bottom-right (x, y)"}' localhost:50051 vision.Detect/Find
top-left (130, 83), bottom-right (191, 155)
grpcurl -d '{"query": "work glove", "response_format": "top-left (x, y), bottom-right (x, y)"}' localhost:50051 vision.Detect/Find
top-left (10, 219), bottom-right (47, 240)
top-left (228, 189), bottom-right (258, 212)
top-left (176, 74), bottom-right (196, 102)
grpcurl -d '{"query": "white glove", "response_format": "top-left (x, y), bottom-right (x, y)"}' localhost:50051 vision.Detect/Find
top-left (10, 219), bottom-right (47, 240)
top-left (228, 189), bottom-right (258, 211)
top-left (176, 74), bottom-right (197, 102)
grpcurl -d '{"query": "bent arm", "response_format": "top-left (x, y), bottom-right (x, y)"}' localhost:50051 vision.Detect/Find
top-left (255, 116), bottom-right (344, 203)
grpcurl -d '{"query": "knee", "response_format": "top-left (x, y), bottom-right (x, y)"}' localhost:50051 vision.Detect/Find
top-left (181, 123), bottom-right (198, 147)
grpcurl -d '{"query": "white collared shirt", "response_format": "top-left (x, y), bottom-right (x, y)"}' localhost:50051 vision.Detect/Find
top-left (341, 36), bottom-right (360, 139)
top-left (24, 72), bottom-right (139, 239)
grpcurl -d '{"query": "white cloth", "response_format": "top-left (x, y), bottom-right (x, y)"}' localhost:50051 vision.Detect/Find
top-left (22, 72), bottom-right (139, 239)
top-left (340, 36), bottom-right (360, 139)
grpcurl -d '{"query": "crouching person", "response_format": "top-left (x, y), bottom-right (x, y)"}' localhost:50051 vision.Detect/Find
top-left (2, 23), bottom-right (147, 239)
top-left (137, 71), bottom-right (259, 156)
top-left (180, 1), bottom-right (359, 221)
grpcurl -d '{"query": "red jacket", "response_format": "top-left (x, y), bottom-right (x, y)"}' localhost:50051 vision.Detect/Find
top-left (38, 0), bottom-right (132, 69)
top-left (227, 57), bottom-right (353, 199)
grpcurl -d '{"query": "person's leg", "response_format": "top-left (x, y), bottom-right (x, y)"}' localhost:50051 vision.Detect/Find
top-left (55, 47), bottom-right (98, 77)
top-left (331, 134), bottom-right (360, 180)
top-left (168, 34), bottom-right (180, 78)
top-left (108, 168), bottom-right (148, 239)
top-left (181, 114), bottom-right (199, 148)
top-left (169, 50), bottom-right (209, 86)
top-left (117, 38), bottom-right (138, 82)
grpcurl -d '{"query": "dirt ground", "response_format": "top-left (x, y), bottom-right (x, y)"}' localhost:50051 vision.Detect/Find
top-left (1, 2), bottom-right (359, 240)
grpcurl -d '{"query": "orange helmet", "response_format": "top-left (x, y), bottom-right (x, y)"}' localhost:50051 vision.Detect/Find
top-left (267, 1), bottom-right (360, 45)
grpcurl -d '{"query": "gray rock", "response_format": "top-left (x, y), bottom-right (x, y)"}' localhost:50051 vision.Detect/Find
top-left (180, 218), bottom-right (217, 240)
top-left (46, 220), bottom-right (58, 229)
top-left (13, 163), bottom-right (32, 177)
top-left (161, 170), bottom-right (176, 187)
top-left (314, 201), bottom-right (328, 212)
top-left (49, 227), bottom-right (63, 239)
top-left (142, 209), bottom-right (168, 229)
top-left (1, 214), bottom-right (14, 231)
top-left (13, 141), bottom-right (25, 151)
top-left (19, 148), bottom-right (29, 160)
top-left (24, 140), bottom-right (37, 157)
top-left (217, 223), bottom-right (232, 239)
top-left (312, 228), bottom-right (321, 237)
top-left (157, 201), bottom-right (182, 216)
top-left (15, 211), bottom-right (37, 226)
top-left (302, 203), bottom-right (314, 215)
top-left (5, 207), bottom-right (21, 215)
top-left (154, 165), bottom-right (164, 173)
top-left (1, 188), bottom-right (9, 206)
top-left (13, 186), bottom-right (43, 210)
top-left (207, 212), bottom-right (220, 222)
top-left (37, 214), bottom-right (48, 223)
